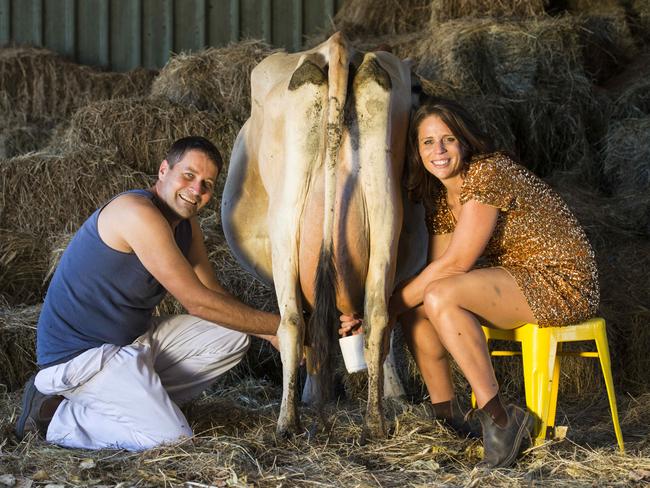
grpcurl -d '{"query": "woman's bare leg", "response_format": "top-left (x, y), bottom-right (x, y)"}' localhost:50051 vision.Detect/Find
top-left (400, 305), bottom-right (454, 403)
top-left (422, 267), bottom-right (535, 408)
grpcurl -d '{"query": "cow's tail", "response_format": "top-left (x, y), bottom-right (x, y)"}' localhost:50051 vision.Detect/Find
top-left (307, 32), bottom-right (349, 403)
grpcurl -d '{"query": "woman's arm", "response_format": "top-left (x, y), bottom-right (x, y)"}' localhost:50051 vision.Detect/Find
top-left (389, 199), bottom-right (499, 317)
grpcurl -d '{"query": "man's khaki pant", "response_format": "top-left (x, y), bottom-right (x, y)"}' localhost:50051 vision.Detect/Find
top-left (35, 315), bottom-right (250, 451)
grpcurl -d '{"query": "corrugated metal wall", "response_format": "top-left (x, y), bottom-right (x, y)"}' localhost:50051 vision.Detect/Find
top-left (0, 0), bottom-right (344, 71)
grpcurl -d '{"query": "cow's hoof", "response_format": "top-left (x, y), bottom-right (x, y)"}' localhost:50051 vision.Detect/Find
top-left (276, 420), bottom-right (303, 440)
top-left (361, 416), bottom-right (388, 443)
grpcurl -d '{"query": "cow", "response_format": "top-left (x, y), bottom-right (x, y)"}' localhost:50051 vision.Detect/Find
top-left (221, 32), bottom-right (426, 439)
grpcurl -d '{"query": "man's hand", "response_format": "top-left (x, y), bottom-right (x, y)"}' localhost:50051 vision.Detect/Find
top-left (339, 313), bottom-right (395, 363)
top-left (256, 333), bottom-right (280, 351)
top-left (339, 313), bottom-right (363, 337)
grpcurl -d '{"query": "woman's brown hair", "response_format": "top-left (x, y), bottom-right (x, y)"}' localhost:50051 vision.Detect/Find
top-left (405, 98), bottom-right (494, 205)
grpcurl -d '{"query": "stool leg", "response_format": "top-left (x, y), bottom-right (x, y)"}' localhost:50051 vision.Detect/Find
top-left (522, 326), bottom-right (557, 445)
top-left (593, 323), bottom-right (625, 452)
top-left (546, 342), bottom-right (562, 436)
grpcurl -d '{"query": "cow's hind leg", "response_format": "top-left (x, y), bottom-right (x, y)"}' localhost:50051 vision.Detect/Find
top-left (353, 53), bottom-right (405, 440)
top-left (272, 57), bottom-right (327, 437)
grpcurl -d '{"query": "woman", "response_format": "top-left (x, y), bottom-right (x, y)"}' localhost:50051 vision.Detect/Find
top-left (341, 99), bottom-right (599, 468)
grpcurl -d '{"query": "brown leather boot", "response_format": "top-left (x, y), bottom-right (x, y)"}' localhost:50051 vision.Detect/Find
top-left (474, 404), bottom-right (533, 468)
top-left (421, 401), bottom-right (481, 439)
top-left (15, 375), bottom-right (63, 440)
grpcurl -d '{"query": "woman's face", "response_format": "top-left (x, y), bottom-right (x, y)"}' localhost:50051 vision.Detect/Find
top-left (417, 114), bottom-right (465, 183)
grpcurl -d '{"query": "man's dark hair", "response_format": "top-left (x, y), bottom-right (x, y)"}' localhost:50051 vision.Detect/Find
top-left (165, 136), bottom-right (224, 172)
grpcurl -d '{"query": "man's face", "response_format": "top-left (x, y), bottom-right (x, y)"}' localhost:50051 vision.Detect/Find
top-left (157, 149), bottom-right (218, 220)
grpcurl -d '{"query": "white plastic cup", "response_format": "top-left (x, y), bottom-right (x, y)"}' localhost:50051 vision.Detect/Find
top-left (339, 333), bottom-right (368, 373)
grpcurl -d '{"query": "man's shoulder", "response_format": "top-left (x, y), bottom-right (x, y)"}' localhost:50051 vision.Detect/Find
top-left (105, 190), bottom-right (158, 216)
top-left (98, 190), bottom-right (166, 252)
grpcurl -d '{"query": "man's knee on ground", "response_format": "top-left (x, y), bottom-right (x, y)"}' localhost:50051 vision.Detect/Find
top-left (127, 422), bottom-right (193, 452)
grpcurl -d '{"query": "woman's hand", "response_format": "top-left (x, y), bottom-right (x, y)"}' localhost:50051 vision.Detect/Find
top-left (338, 313), bottom-right (363, 337)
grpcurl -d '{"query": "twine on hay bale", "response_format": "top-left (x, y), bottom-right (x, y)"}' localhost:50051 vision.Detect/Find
top-left (0, 46), bottom-right (156, 120)
top-left (150, 41), bottom-right (279, 123)
top-left (61, 97), bottom-right (240, 174)
top-left (0, 299), bottom-right (39, 391)
top-left (0, 146), bottom-right (152, 236)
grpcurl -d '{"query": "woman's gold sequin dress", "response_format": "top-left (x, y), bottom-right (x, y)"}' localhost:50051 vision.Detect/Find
top-left (426, 153), bottom-right (599, 326)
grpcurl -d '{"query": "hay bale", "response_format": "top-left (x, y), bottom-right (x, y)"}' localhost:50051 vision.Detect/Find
top-left (0, 94), bottom-right (60, 158)
top-left (603, 52), bottom-right (650, 117)
top-left (419, 81), bottom-right (594, 176)
top-left (576, 11), bottom-right (637, 85)
top-left (0, 229), bottom-right (49, 305)
top-left (0, 121), bottom-right (52, 159)
top-left (150, 41), bottom-right (278, 124)
top-left (0, 146), bottom-right (152, 236)
top-left (629, 0), bottom-right (650, 44)
top-left (509, 92), bottom-right (594, 176)
top-left (62, 97), bottom-right (240, 174)
top-left (430, 0), bottom-right (547, 23)
top-left (419, 84), bottom-right (518, 156)
top-left (458, 95), bottom-right (519, 156)
top-left (409, 17), bottom-right (591, 99)
top-left (602, 117), bottom-right (650, 202)
top-left (333, 0), bottom-right (432, 38)
top-left (0, 46), bottom-right (156, 119)
top-left (562, 0), bottom-right (620, 12)
top-left (0, 299), bottom-right (39, 390)
top-left (613, 78), bottom-right (650, 117)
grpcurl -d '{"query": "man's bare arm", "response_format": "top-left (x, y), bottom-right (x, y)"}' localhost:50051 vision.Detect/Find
top-left (107, 197), bottom-right (279, 336)
top-left (186, 217), bottom-right (279, 345)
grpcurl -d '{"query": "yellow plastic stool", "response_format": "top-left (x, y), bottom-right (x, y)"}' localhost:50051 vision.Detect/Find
top-left (472, 318), bottom-right (624, 451)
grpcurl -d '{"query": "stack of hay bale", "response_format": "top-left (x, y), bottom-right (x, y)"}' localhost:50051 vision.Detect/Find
top-left (1, 0), bottom-right (648, 399)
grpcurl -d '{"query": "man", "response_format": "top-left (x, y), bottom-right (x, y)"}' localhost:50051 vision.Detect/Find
top-left (15, 136), bottom-right (280, 451)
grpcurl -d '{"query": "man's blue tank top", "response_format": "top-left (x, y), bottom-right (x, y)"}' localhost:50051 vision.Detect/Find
top-left (36, 189), bottom-right (192, 368)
